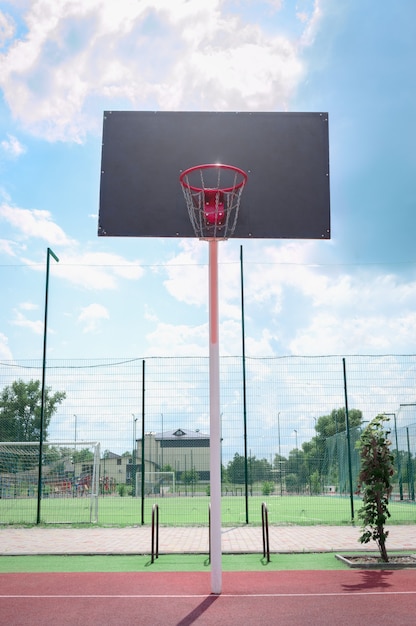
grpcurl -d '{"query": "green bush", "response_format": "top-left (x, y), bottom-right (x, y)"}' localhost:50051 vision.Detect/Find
top-left (262, 481), bottom-right (275, 496)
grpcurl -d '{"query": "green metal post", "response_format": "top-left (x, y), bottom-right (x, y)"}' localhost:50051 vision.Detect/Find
top-left (406, 427), bottom-right (415, 501)
top-left (384, 413), bottom-right (403, 500)
top-left (37, 247), bottom-right (59, 524)
top-left (132, 414), bottom-right (137, 497)
top-left (395, 414), bottom-right (404, 500)
top-left (342, 358), bottom-right (354, 522)
top-left (399, 404), bottom-right (416, 501)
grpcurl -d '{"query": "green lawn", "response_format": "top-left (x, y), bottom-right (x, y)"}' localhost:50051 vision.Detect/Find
top-left (1, 494), bottom-right (415, 526)
top-left (0, 553), bottom-right (352, 573)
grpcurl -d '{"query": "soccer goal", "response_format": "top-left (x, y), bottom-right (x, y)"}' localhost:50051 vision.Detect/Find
top-left (0, 441), bottom-right (100, 524)
top-left (136, 471), bottom-right (176, 496)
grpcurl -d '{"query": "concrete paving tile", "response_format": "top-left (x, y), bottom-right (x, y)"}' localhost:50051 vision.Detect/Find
top-left (1, 524), bottom-right (415, 556)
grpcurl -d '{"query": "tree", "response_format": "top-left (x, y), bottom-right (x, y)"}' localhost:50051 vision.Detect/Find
top-left (309, 469), bottom-right (321, 495)
top-left (272, 453), bottom-right (287, 468)
top-left (73, 448), bottom-right (94, 463)
top-left (262, 481), bottom-right (274, 495)
top-left (43, 445), bottom-right (61, 465)
top-left (286, 448), bottom-right (307, 493)
top-left (285, 473), bottom-right (300, 493)
top-left (356, 414), bottom-right (394, 562)
top-left (227, 453), bottom-right (272, 485)
top-left (249, 457), bottom-right (272, 483)
top-left (315, 408), bottom-right (363, 439)
top-left (0, 379), bottom-right (66, 442)
top-left (43, 445), bottom-right (65, 475)
top-left (227, 453), bottom-right (246, 484)
top-left (302, 440), bottom-right (323, 493)
top-left (304, 408), bottom-right (363, 492)
top-left (181, 469), bottom-right (199, 495)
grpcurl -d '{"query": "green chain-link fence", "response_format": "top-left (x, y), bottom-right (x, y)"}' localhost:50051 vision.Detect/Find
top-left (1, 355), bottom-right (415, 525)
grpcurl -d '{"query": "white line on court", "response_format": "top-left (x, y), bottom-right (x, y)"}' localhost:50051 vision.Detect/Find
top-left (1, 591), bottom-right (416, 599)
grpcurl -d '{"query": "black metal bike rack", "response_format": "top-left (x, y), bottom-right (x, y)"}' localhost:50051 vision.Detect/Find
top-left (151, 503), bottom-right (159, 563)
top-left (261, 502), bottom-right (270, 562)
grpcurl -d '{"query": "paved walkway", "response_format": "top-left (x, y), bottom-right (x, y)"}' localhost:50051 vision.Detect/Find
top-left (1, 525), bottom-right (416, 556)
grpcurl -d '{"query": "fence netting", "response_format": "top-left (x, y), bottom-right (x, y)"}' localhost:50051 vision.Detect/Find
top-left (0, 355), bottom-right (415, 525)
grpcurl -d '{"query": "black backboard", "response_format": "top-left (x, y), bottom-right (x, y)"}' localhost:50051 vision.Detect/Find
top-left (98, 111), bottom-right (330, 239)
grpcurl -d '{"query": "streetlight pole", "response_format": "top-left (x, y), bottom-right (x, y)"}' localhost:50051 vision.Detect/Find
top-left (406, 427), bottom-right (415, 500)
top-left (399, 404), bottom-right (416, 501)
top-left (161, 413), bottom-right (164, 471)
top-left (160, 413), bottom-right (165, 497)
top-left (132, 414), bottom-right (138, 497)
top-left (342, 357), bottom-right (354, 522)
top-left (293, 429), bottom-right (298, 450)
top-left (220, 413), bottom-right (223, 490)
top-left (37, 247), bottom-right (59, 525)
top-left (278, 412), bottom-right (281, 457)
top-left (384, 413), bottom-right (403, 500)
top-left (74, 415), bottom-right (77, 448)
top-left (277, 412), bottom-right (283, 496)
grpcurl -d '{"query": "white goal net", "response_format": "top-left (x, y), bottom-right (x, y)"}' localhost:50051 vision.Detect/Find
top-left (136, 471), bottom-right (175, 496)
top-left (0, 441), bottom-right (100, 524)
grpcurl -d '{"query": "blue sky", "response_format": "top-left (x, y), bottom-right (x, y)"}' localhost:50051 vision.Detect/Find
top-left (0, 1), bottom-right (416, 452)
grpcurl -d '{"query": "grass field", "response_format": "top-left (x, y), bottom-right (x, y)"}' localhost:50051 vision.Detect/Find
top-left (0, 553), bottom-right (352, 573)
top-left (1, 494), bottom-right (416, 526)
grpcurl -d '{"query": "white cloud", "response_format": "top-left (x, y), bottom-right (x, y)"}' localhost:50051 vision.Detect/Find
top-left (0, 204), bottom-right (75, 246)
top-left (143, 236), bottom-right (416, 356)
top-left (0, 202), bottom-right (146, 291)
top-left (1, 134), bottom-right (26, 158)
top-left (299, 0), bottom-right (323, 46)
top-left (289, 311), bottom-right (416, 355)
top-left (248, 249), bottom-right (416, 354)
top-left (146, 321), bottom-right (207, 357)
top-left (0, 239), bottom-right (19, 256)
top-left (78, 303), bottom-right (109, 333)
top-left (241, 242), bottom-right (317, 310)
top-left (0, 0), bottom-right (321, 141)
top-left (0, 11), bottom-right (15, 47)
top-left (226, 241), bottom-right (416, 354)
top-left (144, 305), bottom-right (159, 323)
top-left (0, 238), bottom-right (145, 291)
top-left (19, 302), bottom-right (39, 312)
top-left (220, 319), bottom-right (277, 356)
top-left (163, 239), bottom-right (207, 307)
top-left (55, 251), bottom-right (146, 290)
top-left (0, 332), bottom-right (13, 359)
top-left (10, 310), bottom-right (43, 335)
top-left (144, 311), bottom-right (276, 359)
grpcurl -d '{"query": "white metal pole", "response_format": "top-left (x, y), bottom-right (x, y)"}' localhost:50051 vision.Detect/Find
top-left (208, 238), bottom-right (222, 594)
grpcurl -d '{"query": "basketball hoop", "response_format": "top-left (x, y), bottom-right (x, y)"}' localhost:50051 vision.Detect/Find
top-left (180, 164), bottom-right (248, 240)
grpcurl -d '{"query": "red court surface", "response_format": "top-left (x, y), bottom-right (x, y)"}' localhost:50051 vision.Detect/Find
top-left (1, 570), bottom-right (415, 625)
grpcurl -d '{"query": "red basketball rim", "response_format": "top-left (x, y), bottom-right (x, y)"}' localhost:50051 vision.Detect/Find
top-left (179, 163), bottom-right (248, 193)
